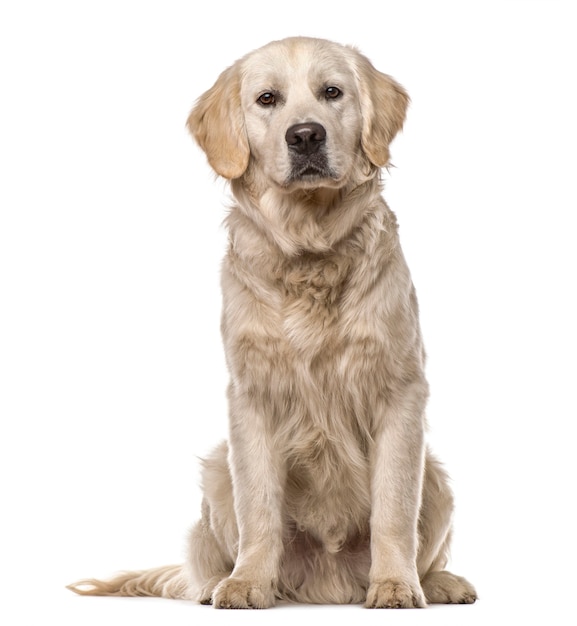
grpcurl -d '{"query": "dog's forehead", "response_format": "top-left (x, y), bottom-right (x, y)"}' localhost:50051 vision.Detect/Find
top-left (240, 39), bottom-right (357, 93)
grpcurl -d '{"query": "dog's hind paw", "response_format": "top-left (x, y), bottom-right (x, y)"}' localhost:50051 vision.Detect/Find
top-left (421, 570), bottom-right (477, 604)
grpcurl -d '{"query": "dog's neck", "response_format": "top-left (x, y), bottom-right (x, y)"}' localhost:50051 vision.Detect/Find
top-left (229, 166), bottom-right (384, 257)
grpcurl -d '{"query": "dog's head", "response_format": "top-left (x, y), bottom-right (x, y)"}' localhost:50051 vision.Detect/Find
top-left (187, 37), bottom-right (409, 191)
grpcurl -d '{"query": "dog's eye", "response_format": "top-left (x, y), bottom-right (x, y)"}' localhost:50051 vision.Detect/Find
top-left (325, 86), bottom-right (342, 100)
top-left (257, 92), bottom-right (276, 106)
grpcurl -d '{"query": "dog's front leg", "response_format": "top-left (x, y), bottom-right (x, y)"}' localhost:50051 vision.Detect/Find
top-left (366, 382), bottom-right (428, 608)
top-left (212, 390), bottom-right (284, 609)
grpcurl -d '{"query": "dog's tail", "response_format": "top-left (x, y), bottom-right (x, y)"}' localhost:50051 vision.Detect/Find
top-left (67, 564), bottom-right (191, 599)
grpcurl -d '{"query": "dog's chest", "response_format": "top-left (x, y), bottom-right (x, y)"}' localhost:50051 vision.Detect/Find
top-left (276, 252), bottom-right (353, 353)
top-left (227, 243), bottom-right (391, 548)
top-left (280, 253), bottom-right (351, 307)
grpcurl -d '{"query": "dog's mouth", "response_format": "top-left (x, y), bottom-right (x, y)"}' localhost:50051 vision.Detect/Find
top-left (285, 153), bottom-right (338, 186)
top-left (294, 164), bottom-right (331, 179)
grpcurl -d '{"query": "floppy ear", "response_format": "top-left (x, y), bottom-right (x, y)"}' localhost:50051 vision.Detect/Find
top-left (187, 64), bottom-right (250, 179)
top-left (354, 55), bottom-right (410, 167)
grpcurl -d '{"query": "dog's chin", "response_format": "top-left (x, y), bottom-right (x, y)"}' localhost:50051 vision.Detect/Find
top-left (281, 166), bottom-right (344, 192)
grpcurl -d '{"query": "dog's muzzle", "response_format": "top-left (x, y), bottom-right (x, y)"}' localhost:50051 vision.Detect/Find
top-left (285, 122), bottom-right (334, 182)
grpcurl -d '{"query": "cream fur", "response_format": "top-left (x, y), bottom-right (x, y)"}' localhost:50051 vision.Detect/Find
top-left (68, 37), bottom-right (476, 609)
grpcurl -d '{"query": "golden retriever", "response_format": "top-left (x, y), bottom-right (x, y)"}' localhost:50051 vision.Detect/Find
top-left (68, 36), bottom-right (477, 609)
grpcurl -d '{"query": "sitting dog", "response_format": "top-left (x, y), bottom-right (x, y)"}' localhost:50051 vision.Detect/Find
top-left (69, 36), bottom-right (477, 609)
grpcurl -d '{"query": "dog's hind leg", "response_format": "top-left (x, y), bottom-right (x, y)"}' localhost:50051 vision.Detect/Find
top-left (417, 450), bottom-right (477, 604)
top-left (187, 442), bottom-right (237, 605)
top-left (187, 504), bottom-right (234, 604)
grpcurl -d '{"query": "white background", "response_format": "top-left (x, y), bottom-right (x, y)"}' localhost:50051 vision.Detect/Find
top-left (1, 1), bottom-right (576, 624)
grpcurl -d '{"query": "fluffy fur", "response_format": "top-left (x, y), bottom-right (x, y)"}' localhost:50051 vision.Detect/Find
top-left (68, 37), bottom-right (476, 609)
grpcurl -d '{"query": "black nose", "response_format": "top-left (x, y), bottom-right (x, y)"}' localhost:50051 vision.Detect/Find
top-left (285, 122), bottom-right (326, 155)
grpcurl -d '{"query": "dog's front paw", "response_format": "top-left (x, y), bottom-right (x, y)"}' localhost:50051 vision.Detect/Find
top-left (365, 578), bottom-right (426, 608)
top-left (212, 576), bottom-right (275, 609)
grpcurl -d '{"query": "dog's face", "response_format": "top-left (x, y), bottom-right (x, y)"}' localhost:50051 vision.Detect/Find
top-left (239, 39), bottom-right (364, 190)
top-left (188, 38), bottom-right (409, 191)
